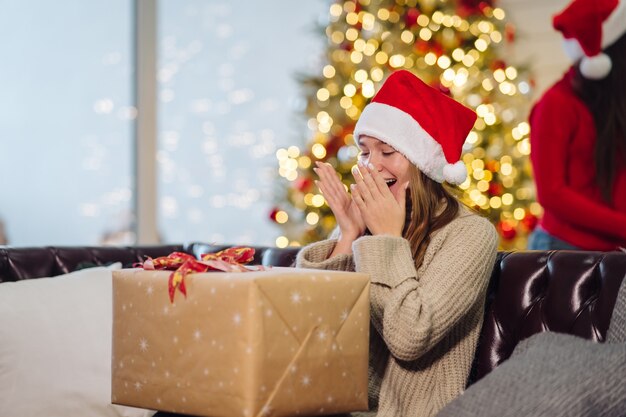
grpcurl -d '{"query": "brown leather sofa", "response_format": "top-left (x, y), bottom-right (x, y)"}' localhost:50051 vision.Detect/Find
top-left (1, 243), bottom-right (625, 385)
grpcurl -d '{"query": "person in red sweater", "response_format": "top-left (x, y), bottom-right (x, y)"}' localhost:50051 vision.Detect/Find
top-left (528, 0), bottom-right (626, 251)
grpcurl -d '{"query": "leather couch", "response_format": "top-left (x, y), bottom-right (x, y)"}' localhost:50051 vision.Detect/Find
top-left (1, 243), bottom-right (625, 384)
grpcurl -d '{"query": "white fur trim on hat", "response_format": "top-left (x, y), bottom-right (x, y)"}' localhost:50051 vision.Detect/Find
top-left (443, 160), bottom-right (468, 185)
top-left (581, 53), bottom-right (613, 79)
top-left (354, 102), bottom-right (450, 183)
top-left (602, 0), bottom-right (626, 49)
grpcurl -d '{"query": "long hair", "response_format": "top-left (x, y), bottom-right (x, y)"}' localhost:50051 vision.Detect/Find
top-left (403, 164), bottom-right (460, 268)
top-left (572, 32), bottom-right (626, 202)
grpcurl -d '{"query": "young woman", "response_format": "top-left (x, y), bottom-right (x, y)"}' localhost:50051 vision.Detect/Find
top-left (528, 0), bottom-right (626, 251)
top-left (296, 70), bottom-right (498, 417)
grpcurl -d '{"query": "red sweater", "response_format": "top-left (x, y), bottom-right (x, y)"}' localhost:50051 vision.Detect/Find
top-left (529, 68), bottom-right (626, 251)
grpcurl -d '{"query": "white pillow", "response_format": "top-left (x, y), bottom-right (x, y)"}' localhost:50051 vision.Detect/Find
top-left (0, 264), bottom-right (155, 417)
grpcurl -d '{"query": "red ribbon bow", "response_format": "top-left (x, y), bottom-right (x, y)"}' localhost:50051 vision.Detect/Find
top-left (139, 247), bottom-right (257, 302)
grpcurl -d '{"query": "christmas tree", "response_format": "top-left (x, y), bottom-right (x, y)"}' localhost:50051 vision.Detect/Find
top-left (272, 0), bottom-right (539, 250)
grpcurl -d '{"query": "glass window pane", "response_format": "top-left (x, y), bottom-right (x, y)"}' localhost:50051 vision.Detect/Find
top-left (157, 0), bottom-right (326, 245)
top-left (0, 0), bottom-right (134, 246)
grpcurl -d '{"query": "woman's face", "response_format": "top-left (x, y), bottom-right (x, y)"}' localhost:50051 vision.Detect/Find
top-left (357, 135), bottom-right (412, 202)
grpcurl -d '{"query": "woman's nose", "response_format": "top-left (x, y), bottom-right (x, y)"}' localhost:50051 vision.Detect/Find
top-left (366, 153), bottom-right (382, 170)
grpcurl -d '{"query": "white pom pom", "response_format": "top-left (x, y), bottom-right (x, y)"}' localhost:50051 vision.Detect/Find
top-left (443, 161), bottom-right (467, 185)
top-left (580, 53), bottom-right (612, 80)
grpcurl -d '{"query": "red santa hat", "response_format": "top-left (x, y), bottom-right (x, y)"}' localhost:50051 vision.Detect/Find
top-left (553, 0), bottom-right (626, 79)
top-left (353, 70), bottom-right (476, 185)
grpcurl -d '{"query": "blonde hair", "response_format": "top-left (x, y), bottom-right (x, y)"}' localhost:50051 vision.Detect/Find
top-left (403, 164), bottom-right (461, 268)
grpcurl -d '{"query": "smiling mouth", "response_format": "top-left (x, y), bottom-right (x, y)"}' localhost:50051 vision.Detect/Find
top-left (385, 179), bottom-right (397, 187)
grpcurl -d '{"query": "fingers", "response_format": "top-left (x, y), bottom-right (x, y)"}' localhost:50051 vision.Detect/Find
top-left (351, 165), bottom-right (374, 201)
top-left (361, 162), bottom-right (394, 197)
top-left (315, 177), bottom-right (341, 208)
top-left (353, 163), bottom-right (392, 201)
top-left (350, 184), bottom-right (366, 211)
top-left (352, 178), bottom-right (408, 237)
top-left (314, 162), bottom-right (345, 196)
top-left (314, 162), bottom-right (351, 214)
top-left (314, 179), bottom-right (327, 197)
top-left (367, 163), bottom-right (393, 196)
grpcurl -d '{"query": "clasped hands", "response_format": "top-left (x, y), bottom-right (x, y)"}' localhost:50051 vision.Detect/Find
top-left (313, 161), bottom-right (407, 240)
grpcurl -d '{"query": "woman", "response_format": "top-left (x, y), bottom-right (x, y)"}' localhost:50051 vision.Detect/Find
top-left (528, 0), bottom-right (626, 251)
top-left (296, 70), bottom-right (498, 416)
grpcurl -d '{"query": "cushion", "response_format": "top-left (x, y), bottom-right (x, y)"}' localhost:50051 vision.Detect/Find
top-left (436, 332), bottom-right (626, 417)
top-left (0, 265), bottom-right (155, 417)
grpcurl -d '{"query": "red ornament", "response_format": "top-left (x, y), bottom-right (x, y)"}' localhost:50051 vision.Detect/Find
top-left (458, 0), bottom-right (479, 9)
top-left (488, 182), bottom-right (503, 197)
top-left (415, 40), bottom-right (430, 54)
top-left (490, 59), bottom-right (507, 71)
top-left (295, 177), bottom-right (313, 193)
top-left (432, 43), bottom-right (444, 57)
top-left (505, 23), bottom-right (516, 43)
top-left (485, 160), bottom-right (499, 172)
top-left (521, 212), bottom-right (538, 232)
top-left (456, 7), bottom-right (472, 18)
top-left (269, 207), bottom-right (280, 223)
top-left (498, 220), bottom-right (517, 241)
top-left (324, 135), bottom-right (344, 158)
top-left (340, 42), bottom-right (353, 52)
top-left (405, 8), bottom-right (420, 28)
top-left (479, 1), bottom-right (493, 12)
top-left (457, 0), bottom-right (493, 17)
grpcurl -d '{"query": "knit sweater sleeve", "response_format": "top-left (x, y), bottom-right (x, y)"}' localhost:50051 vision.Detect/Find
top-left (352, 216), bottom-right (498, 362)
top-left (530, 87), bottom-right (626, 241)
top-left (295, 236), bottom-right (355, 272)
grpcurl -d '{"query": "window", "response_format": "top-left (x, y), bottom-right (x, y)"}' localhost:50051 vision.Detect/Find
top-left (0, 0), bottom-right (325, 247)
top-left (0, 0), bottom-right (133, 246)
top-left (156, 0), bottom-right (325, 245)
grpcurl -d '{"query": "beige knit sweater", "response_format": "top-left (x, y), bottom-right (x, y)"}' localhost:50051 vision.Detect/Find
top-left (296, 208), bottom-right (498, 417)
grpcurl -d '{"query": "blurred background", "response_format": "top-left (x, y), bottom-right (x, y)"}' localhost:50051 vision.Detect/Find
top-left (0, 0), bottom-right (570, 249)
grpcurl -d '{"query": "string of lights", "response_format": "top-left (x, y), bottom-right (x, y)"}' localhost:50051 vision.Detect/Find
top-left (273, 0), bottom-right (539, 250)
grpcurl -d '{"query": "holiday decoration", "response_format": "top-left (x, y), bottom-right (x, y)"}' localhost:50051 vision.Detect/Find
top-left (138, 247), bottom-right (257, 302)
top-left (112, 268), bottom-right (370, 416)
top-left (553, 0), bottom-right (626, 80)
top-left (353, 70), bottom-right (477, 185)
top-left (497, 219), bottom-right (517, 241)
top-left (273, 0), bottom-right (539, 250)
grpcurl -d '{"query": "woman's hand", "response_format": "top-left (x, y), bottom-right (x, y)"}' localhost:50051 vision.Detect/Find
top-left (351, 162), bottom-right (408, 237)
top-left (313, 161), bottom-right (366, 241)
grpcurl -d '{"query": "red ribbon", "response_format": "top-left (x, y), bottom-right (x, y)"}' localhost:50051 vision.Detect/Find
top-left (139, 247), bottom-right (258, 303)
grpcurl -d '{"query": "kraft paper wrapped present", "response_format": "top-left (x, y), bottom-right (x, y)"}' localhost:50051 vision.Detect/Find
top-left (111, 267), bottom-right (370, 417)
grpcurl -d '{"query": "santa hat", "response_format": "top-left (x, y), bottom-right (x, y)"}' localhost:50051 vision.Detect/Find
top-left (553, 0), bottom-right (626, 79)
top-left (353, 70), bottom-right (476, 185)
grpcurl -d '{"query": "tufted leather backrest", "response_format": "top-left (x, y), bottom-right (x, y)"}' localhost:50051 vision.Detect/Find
top-left (1, 244), bottom-right (625, 384)
top-left (0, 245), bottom-right (184, 282)
top-left (184, 242), bottom-right (300, 268)
top-left (472, 250), bottom-right (626, 382)
top-left (0, 243), bottom-right (300, 283)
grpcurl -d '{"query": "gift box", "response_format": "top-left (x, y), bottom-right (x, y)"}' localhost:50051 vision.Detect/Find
top-left (111, 267), bottom-right (370, 417)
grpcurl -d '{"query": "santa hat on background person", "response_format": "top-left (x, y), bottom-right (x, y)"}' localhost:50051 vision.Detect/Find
top-left (553, 0), bottom-right (626, 80)
top-left (353, 70), bottom-right (476, 185)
